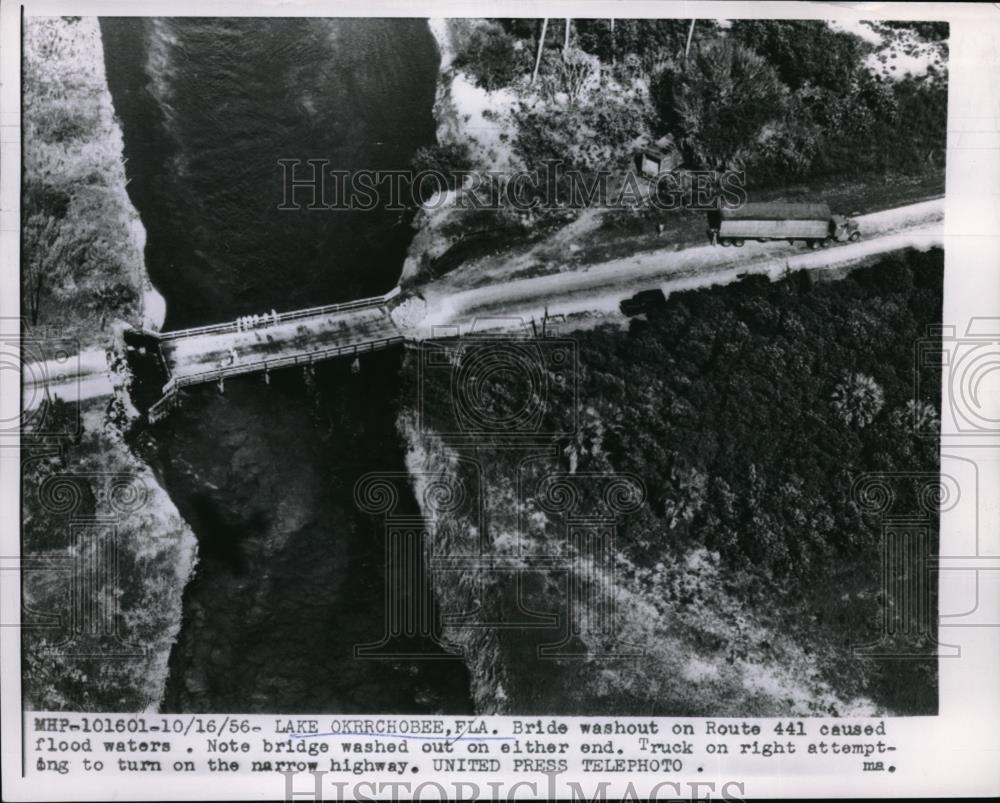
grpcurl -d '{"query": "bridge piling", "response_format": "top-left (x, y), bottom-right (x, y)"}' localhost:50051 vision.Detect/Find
top-left (131, 292), bottom-right (407, 422)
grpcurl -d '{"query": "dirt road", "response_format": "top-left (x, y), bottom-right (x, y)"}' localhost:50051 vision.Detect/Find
top-left (414, 198), bottom-right (943, 334)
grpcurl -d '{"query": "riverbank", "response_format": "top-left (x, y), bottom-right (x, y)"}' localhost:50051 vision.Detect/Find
top-left (100, 16), bottom-right (472, 714)
top-left (21, 17), bottom-right (195, 711)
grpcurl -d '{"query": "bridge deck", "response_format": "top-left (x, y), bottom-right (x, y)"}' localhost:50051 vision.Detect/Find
top-left (159, 303), bottom-right (402, 387)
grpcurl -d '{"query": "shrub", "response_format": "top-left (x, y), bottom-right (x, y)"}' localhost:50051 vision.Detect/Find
top-left (536, 47), bottom-right (599, 105)
top-left (410, 142), bottom-right (475, 190)
top-left (453, 22), bottom-right (528, 91)
top-left (653, 38), bottom-right (788, 170)
top-left (513, 89), bottom-right (652, 176)
top-left (729, 20), bottom-right (870, 92)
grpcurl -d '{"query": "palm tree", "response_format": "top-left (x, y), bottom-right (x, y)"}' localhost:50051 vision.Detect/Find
top-left (654, 38), bottom-right (787, 169)
top-left (684, 19), bottom-right (696, 63)
top-left (531, 18), bottom-right (549, 85)
top-left (831, 372), bottom-right (885, 428)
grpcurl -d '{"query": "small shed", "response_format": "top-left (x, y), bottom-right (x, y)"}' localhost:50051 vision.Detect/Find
top-left (634, 139), bottom-right (683, 178)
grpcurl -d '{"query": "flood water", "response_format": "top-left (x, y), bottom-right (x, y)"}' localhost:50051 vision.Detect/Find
top-left (100, 17), bottom-right (472, 713)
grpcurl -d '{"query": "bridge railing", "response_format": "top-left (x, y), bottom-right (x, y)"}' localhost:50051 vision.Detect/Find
top-left (157, 294), bottom-right (390, 341)
top-left (170, 335), bottom-right (406, 388)
top-left (147, 391), bottom-right (178, 424)
top-left (268, 295), bottom-right (388, 325)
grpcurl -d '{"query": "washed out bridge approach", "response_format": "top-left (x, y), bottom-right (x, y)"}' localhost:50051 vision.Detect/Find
top-left (130, 291), bottom-right (409, 422)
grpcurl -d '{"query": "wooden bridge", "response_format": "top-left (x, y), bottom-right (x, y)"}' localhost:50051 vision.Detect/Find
top-left (144, 293), bottom-right (405, 422)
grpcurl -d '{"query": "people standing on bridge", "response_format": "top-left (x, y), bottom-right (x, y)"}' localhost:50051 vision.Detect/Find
top-left (271, 309), bottom-right (278, 326)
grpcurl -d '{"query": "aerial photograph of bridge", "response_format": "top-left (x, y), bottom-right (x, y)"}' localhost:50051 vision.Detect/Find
top-left (19, 14), bottom-right (947, 717)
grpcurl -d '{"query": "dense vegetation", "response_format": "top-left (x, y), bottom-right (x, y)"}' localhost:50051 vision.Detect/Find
top-left (408, 249), bottom-right (942, 713)
top-left (443, 18), bottom-right (946, 188)
top-left (413, 19), bottom-right (947, 284)
top-left (22, 401), bottom-right (195, 711)
top-left (652, 38), bottom-right (787, 170)
top-left (22, 16), bottom-right (146, 345)
top-left (727, 21), bottom-right (947, 180)
top-left (21, 18), bottom-right (196, 712)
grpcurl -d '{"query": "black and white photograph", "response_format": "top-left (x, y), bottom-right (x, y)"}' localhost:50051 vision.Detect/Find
top-left (2, 1), bottom-right (998, 800)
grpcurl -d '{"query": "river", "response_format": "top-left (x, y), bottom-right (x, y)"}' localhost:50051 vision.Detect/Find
top-left (100, 17), bottom-right (472, 713)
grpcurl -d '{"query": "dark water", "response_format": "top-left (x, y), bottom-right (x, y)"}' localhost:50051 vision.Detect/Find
top-left (100, 17), bottom-right (472, 713)
top-left (101, 17), bottom-right (436, 326)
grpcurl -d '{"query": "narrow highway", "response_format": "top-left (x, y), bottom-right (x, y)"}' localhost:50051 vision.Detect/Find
top-left (19, 197), bottom-right (944, 411)
top-left (416, 199), bottom-right (944, 333)
top-left (19, 347), bottom-right (113, 413)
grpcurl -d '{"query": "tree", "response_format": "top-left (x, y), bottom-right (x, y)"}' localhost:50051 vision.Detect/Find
top-left (891, 399), bottom-right (939, 433)
top-left (831, 372), bottom-right (885, 428)
top-left (531, 19), bottom-right (549, 86)
top-left (572, 19), bottom-right (701, 71)
top-left (652, 38), bottom-right (788, 169)
top-left (410, 142), bottom-right (475, 189)
top-left (454, 22), bottom-right (525, 91)
top-left (729, 20), bottom-right (868, 92)
top-left (684, 19), bottom-right (696, 63)
top-left (537, 47), bottom-right (599, 105)
top-left (663, 464), bottom-right (708, 529)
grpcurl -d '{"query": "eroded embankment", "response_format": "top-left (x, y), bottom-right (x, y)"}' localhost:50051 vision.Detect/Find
top-left (21, 16), bottom-right (196, 711)
top-left (398, 413), bottom-right (882, 717)
top-left (100, 16), bottom-right (472, 714)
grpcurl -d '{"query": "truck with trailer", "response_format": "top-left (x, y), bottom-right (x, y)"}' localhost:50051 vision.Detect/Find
top-left (707, 202), bottom-right (860, 249)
